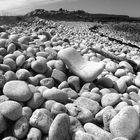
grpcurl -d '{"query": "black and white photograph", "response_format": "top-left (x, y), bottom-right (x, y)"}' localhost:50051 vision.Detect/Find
top-left (0, 0), bottom-right (140, 139)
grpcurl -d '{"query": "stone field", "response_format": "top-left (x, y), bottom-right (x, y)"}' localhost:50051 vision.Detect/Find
top-left (0, 17), bottom-right (140, 140)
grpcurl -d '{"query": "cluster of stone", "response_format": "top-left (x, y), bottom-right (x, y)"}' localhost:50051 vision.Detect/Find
top-left (0, 18), bottom-right (140, 140)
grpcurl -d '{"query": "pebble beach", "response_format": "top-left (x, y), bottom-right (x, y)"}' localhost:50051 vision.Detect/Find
top-left (0, 17), bottom-right (140, 140)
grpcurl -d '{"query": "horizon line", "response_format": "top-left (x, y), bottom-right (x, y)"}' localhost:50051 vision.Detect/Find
top-left (0, 8), bottom-right (139, 18)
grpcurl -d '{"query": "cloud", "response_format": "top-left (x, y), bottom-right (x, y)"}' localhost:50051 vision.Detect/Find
top-left (0, 0), bottom-right (76, 10)
top-left (0, 0), bottom-right (25, 10)
top-left (0, 0), bottom-right (78, 15)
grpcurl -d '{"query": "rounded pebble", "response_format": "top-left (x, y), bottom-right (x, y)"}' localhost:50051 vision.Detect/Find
top-left (3, 80), bottom-right (32, 102)
top-left (110, 106), bottom-right (139, 139)
top-left (48, 113), bottom-right (70, 140)
top-left (0, 100), bottom-right (22, 121)
top-left (101, 93), bottom-right (121, 107)
top-left (43, 88), bottom-right (68, 103)
top-left (74, 97), bottom-right (101, 115)
top-left (27, 127), bottom-right (42, 140)
top-left (13, 116), bottom-right (29, 139)
top-left (29, 108), bottom-right (53, 134)
top-left (84, 123), bottom-right (112, 140)
top-left (105, 61), bottom-right (118, 73)
top-left (31, 60), bottom-right (48, 74)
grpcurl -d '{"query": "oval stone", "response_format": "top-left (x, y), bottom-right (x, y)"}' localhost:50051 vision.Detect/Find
top-left (29, 108), bottom-right (53, 134)
top-left (84, 123), bottom-right (112, 140)
top-left (3, 80), bottom-right (32, 102)
top-left (110, 106), bottom-right (139, 139)
top-left (13, 116), bottom-right (29, 139)
top-left (49, 113), bottom-right (70, 140)
top-left (74, 97), bottom-right (101, 115)
top-left (43, 88), bottom-right (68, 103)
top-left (101, 93), bottom-right (121, 107)
top-left (105, 61), bottom-right (118, 73)
top-left (0, 101), bottom-right (22, 121)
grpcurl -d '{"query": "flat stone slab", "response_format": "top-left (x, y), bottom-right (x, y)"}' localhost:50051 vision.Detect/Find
top-left (58, 47), bottom-right (105, 82)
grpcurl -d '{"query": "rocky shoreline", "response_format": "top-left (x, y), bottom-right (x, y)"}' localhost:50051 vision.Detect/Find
top-left (0, 17), bottom-right (140, 140)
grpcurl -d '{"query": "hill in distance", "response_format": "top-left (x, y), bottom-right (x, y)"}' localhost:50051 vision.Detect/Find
top-left (25, 8), bottom-right (140, 22)
top-left (0, 8), bottom-right (140, 25)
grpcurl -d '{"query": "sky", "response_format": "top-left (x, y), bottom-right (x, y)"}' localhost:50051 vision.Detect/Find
top-left (0, 0), bottom-right (140, 17)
